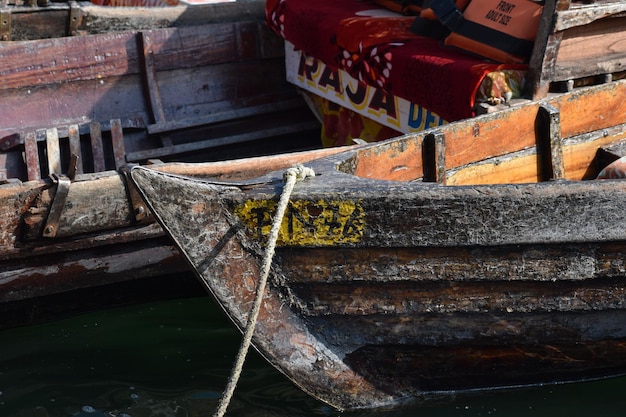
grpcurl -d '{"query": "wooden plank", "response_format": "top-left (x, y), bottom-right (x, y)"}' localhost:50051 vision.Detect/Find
top-left (559, 15), bottom-right (626, 61)
top-left (128, 120), bottom-right (319, 161)
top-left (68, 124), bottom-right (83, 175)
top-left (89, 121), bottom-right (105, 173)
top-left (449, 81), bottom-right (626, 169)
top-left (0, 10), bottom-right (10, 41)
top-left (0, 133), bottom-right (22, 151)
top-left (45, 127), bottom-right (61, 175)
top-left (7, 7), bottom-right (68, 41)
top-left (21, 174), bottom-right (133, 240)
top-left (110, 118), bottom-right (126, 170)
top-left (293, 278), bottom-right (626, 315)
top-left (532, 0), bottom-right (576, 97)
top-left (138, 31), bottom-right (166, 125)
top-left (146, 99), bottom-right (306, 134)
top-left (3, 1), bottom-right (269, 41)
top-left (0, 235), bottom-right (185, 305)
top-left (446, 123), bottom-right (626, 185)
top-left (237, 21), bottom-right (261, 60)
top-left (354, 80), bottom-right (626, 182)
top-left (422, 130), bottom-right (446, 184)
top-left (539, 104), bottom-right (565, 180)
top-left (555, 1), bottom-right (626, 31)
top-left (68, 2), bottom-right (82, 37)
top-left (0, 23), bottom-right (246, 90)
top-left (74, 2), bottom-right (266, 34)
top-left (24, 131), bottom-right (40, 181)
top-left (526, 0), bottom-right (571, 99)
top-left (553, 16), bottom-right (626, 81)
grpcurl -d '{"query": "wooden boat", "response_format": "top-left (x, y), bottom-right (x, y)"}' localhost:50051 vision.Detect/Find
top-left (130, 77), bottom-right (626, 411)
top-left (0, 0), bottom-right (323, 315)
top-left (1, 0), bottom-right (625, 326)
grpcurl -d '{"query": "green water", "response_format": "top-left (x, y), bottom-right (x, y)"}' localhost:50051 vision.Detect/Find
top-left (1, 295), bottom-right (626, 417)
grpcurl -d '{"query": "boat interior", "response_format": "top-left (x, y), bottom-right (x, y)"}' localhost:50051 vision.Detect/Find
top-left (0, 0), bottom-right (625, 187)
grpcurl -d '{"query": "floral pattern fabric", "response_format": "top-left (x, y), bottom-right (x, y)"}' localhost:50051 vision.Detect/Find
top-left (266, 0), bottom-right (528, 122)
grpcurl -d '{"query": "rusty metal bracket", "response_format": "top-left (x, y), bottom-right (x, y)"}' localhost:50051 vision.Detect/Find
top-left (120, 165), bottom-right (148, 222)
top-left (42, 173), bottom-right (71, 238)
top-left (0, 10), bottom-right (11, 42)
top-left (41, 154), bottom-right (78, 238)
top-left (68, 1), bottom-right (84, 36)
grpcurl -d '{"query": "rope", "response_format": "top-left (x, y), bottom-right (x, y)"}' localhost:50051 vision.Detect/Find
top-left (213, 164), bottom-right (315, 417)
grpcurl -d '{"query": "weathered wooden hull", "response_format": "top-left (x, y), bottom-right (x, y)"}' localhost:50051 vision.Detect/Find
top-left (129, 79), bottom-right (626, 409)
top-left (131, 166), bottom-right (626, 410)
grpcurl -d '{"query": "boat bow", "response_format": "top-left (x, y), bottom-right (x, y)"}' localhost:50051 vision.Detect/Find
top-left (130, 144), bottom-right (626, 410)
top-left (129, 165), bottom-right (403, 410)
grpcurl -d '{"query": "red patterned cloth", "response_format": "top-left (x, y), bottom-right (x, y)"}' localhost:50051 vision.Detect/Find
top-left (266, 0), bottom-right (527, 122)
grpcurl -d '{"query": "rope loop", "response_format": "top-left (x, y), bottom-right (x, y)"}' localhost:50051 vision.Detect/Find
top-left (283, 164), bottom-right (315, 183)
top-left (213, 164), bottom-right (315, 417)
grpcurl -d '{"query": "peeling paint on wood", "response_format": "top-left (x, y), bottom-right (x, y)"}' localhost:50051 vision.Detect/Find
top-left (234, 199), bottom-right (365, 246)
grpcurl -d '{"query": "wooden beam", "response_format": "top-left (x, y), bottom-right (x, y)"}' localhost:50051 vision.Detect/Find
top-left (68, 124), bottom-right (83, 175)
top-left (555, 2), bottom-right (626, 31)
top-left (422, 130), bottom-right (446, 184)
top-left (539, 104), bottom-right (565, 180)
top-left (24, 131), bottom-right (40, 181)
top-left (45, 128), bottom-right (61, 175)
top-left (89, 121), bottom-right (105, 173)
top-left (110, 119), bottom-right (126, 170)
top-left (526, 0), bottom-right (572, 99)
top-left (138, 31), bottom-right (166, 126)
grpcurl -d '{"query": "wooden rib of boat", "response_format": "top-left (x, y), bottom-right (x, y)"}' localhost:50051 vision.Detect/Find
top-left (130, 78), bottom-right (626, 410)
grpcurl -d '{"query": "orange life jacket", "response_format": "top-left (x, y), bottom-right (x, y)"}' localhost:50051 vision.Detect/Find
top-left (415, 0), bottom-right (544, 63)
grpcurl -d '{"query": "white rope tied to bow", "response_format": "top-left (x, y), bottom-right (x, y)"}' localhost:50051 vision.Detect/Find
top-left (213, 164), bottom-right (315, 417)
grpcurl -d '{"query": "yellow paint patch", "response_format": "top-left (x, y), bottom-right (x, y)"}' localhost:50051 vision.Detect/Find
top-left (234, 199), bottom-right (365, 246)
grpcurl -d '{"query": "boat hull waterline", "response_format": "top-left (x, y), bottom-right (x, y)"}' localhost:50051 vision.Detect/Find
top-left (130, 155), bottom-right (626, 410)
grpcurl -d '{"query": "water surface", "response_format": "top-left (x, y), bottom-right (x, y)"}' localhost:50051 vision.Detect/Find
top-left (1, 295), bottom-right (625, 417)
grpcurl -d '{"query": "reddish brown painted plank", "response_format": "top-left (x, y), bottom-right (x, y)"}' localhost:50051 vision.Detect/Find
top-left (0, 22), bottom-right (260, 90)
